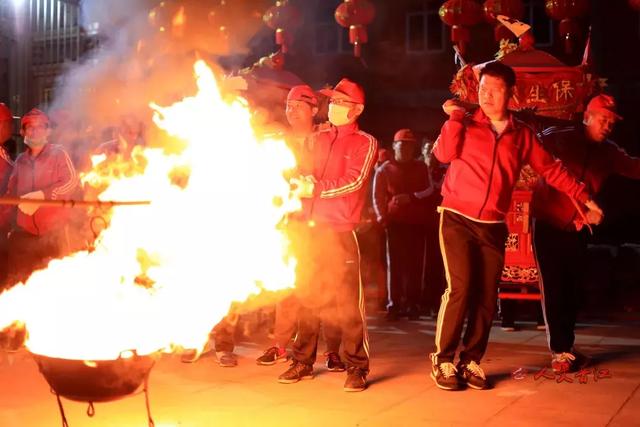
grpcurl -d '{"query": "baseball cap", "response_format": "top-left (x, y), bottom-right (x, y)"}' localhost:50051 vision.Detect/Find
top-left (287, 85), bottom-right (318, 107)
top-left (320, 78), bottom-right (365, 105)
top-left (586, 94), bottom-right (622, 120)
top-left (393, 128), bottom-right (418, 143)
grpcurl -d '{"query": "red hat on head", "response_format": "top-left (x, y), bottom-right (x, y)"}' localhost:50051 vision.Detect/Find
top-left (287, 85), bottom-right (318, 107)
top-left (586, 94), bottom-right (622, 120)
top-left (320, 78), bottom-right (365, 105)
top-left (21, 108), bottom-right (50, 128)
top-left (0, 103), bottom-right (12, 121)
top-left (393, 128), bottom-right (417, 143)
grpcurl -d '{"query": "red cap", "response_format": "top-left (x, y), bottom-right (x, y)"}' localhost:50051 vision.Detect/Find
top-left (393, 128), bottom-right (417, 143)
top-left (21, 108), bottom-right (49, 128)
top-left (586, 94), bottom-right (622, 120)
top-left (287, 85), bottom-right (318, 107)
top-left (320, 78), bottom-right (365, 105)
top-left (0, 103), bottom-right (12, 121)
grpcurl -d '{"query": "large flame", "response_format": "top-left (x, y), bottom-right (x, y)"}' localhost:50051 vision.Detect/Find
top-left (0, 60), bottom-right (299, 360)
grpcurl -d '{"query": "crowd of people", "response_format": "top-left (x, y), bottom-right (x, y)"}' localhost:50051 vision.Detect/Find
top-left (1, 60), bottom-right (639, 393)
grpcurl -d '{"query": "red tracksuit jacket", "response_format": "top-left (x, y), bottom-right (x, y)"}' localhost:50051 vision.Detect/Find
top-left (533, 124), bottom-right (640, 231)
top-left (1, 143), bottom-right (78, 236)
top-left (433, 108), bottom-right (589, 222)
top-left (299, 122), bottom-right (378, 232)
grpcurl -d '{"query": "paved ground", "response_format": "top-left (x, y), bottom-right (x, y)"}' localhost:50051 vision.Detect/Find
top-left (1, 314), bottom-right (639, 427)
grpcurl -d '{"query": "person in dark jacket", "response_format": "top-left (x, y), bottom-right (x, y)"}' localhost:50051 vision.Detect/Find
top-left (278, 78), bottom-right (377, 392)
top-left (373, 128), bottom-right (431, 320)
top-left (533, 94), bottom-right (640, 374)
top-left (430, 61), bottom-right (603, 391)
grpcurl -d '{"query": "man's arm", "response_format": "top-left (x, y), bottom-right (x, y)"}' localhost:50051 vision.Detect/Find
top-left (315, 133), bottom-right (377, 199)
top-left (38, 149), bottom-right (78, 200)
top-left (433, 100), bottom-right (466, 164)
top-left (527, 134), bottom-right (590, 204)
top-left (372, 167), bottom-right (389, 224)
top-left (609, 143), bottom-right (640, 179)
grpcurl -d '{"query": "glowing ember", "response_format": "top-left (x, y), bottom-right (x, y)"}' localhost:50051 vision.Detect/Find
top-left (0, 60), bottom-right (299, 360)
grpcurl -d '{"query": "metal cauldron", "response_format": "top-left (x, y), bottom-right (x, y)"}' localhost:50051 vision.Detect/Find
top-left (32, 351), bottom-right (156, 402)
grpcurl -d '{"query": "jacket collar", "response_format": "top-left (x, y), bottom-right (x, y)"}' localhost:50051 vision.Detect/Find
top-left (334, 121), bottom-right (360, 138)
top-left (470, 108), bottom-right (521, 132)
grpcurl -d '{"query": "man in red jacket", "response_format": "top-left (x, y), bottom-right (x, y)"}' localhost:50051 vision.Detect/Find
top-left (278, 78), bottom-right (377, 392)
top-left (373, 128), bottom-right (431, 320)
top-left (430, 61), bottom-right (603, 391)
top-left (0, 108), bottom-right (79, 287)
top-left (533, 94), bottom-right (640, 374)
top-left (255, 85), bottom-right (344, 371)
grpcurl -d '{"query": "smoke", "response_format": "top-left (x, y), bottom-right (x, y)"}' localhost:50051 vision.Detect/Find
top-left (50, 0), bottom-right (270, 167)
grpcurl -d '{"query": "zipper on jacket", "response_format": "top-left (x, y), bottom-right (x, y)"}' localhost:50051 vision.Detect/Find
top-left (30, 156), bottom-right (40, 235)
top-left (478, 133), bottom-right (499, 219)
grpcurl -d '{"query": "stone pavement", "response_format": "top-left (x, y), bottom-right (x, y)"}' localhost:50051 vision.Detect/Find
top-left (1, 316), bottom-right (639, 427)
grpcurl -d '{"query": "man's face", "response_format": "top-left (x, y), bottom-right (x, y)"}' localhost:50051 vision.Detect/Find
top-left (21, 119), bottom-right (50, 147)
top-left (119, 119), bottom-right (142, 145)
top-left (328, 92), bottom-right (364, 126)
top-left (0, 120), bottom-right (11, 143)
top-left (479, 74), bottom-right (511, 119)
top-left (393, 140), bottom-right (417, 163)
top-left (285, 100), bottom-right (315, 129)
top-left (584, 110), bottom-right (617, 143)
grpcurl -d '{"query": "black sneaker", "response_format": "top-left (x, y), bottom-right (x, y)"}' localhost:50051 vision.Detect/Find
top-left (325, 351), bottom-right (346, 372)
top-left (344, 367), bottom-right (367, 392)
top-left (278, 361), bottom-right (314, 384)
top-left (457, 360), bottom-right (489, 390)
top-left (256, 346), bottom-right (288, 365)
top-left (430, 361), bottom-right (460, 390)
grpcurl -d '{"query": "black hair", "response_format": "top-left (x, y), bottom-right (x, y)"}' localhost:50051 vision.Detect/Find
top-left (479, 61), bottom-right (516, 88)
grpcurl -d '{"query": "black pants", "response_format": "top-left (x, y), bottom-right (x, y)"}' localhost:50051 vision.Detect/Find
top-left (292, 228), bottom-right (369, 371)
top-left (432, 210), bottom-right (508, 365)
top-left (273, 293), bottom-right (342, 353)
top-left (385, 222), bottom-right (426, 314)
top-left (533, 219), bottom-right (587, 354)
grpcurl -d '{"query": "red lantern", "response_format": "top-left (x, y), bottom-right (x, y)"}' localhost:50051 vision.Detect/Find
top-left (545, 0), bottom-right (589, 54)
top-left (334, 0), bottom-right (376, 57)
top-left (439, 0), bottom-right (483, 55)
top-left (629, 0), bottom-right (640, 10)
top-left (263, 0), bottom-right (302, 54)
top-left (483, 0), bottom-right (524, 41)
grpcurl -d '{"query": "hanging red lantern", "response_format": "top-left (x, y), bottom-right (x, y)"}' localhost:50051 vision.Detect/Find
top-left (483, 0), bottom-right (525, 41)
top-left (629, 0), bottom-right (640, 10)
top-left (334, 0), bottom-right (376, 57)
top-left (263, 0), bottom-right (302, 54)
top-left (545, 0), bottom-right (589, 54)
top-left (439, 0), bottom-right (483, 55)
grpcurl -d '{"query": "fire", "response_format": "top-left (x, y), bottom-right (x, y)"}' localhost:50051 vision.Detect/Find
top-left (0, 60), bottom-right (300, 360)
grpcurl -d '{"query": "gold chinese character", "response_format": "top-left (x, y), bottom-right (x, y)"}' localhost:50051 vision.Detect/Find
top-left (552, 80), bottom-right (575, 102)
top-left (527, 84), bottom-right (547, 103)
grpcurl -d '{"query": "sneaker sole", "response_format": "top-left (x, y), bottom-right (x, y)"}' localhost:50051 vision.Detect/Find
top-left (278, 374), bottom-right (314, 384)
top-left (257, 357), bottom-right (288, 366)
top-left (464, 381), bottom-right (488, 390)
top-left (430, 371), bottom-right (460, 391)
top-left (343, 385), bottom-right (366, 392)
top-left (327, 367), bottom-right (346, 372)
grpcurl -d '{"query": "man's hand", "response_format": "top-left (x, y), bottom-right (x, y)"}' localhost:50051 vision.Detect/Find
top-left (442, 99), bottom-right (466, 117)
top-left (18, 190), bottom-right (45, 216)
top-left (290, 175), bottom-right (316, 199)
top-left (391, 194), bottom-right (411, 206)
top-left (584, 199), bottom-right (604, 225)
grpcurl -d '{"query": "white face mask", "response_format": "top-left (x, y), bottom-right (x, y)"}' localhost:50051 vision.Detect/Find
top-left (24, 137), bottom-right (47, 149)
top-left (328, 103), bottom-right (353, 127)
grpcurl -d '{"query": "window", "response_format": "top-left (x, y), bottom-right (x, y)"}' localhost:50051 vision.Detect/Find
top-left (314, 0), bottom-right (351, 55)
top-left (523, 0), bottom-right (554, 47)
top-left (406, 1), bottom-right (445, 54)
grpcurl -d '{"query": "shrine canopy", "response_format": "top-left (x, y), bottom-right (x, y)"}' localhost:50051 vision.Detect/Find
top-left (450, 45), bottom-right (602, 121)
